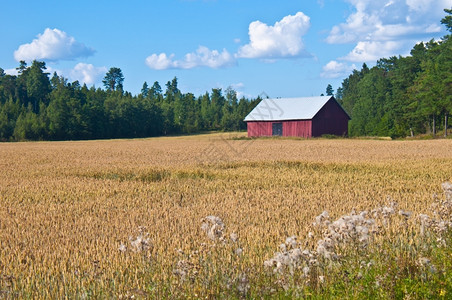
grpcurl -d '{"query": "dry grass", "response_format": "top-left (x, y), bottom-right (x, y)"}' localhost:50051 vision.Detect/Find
top-left (0, 134), bottom-right (451, 297)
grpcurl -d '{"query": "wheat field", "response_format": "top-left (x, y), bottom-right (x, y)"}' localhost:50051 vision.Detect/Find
top-left (0, 133), bottom-right (451, 298)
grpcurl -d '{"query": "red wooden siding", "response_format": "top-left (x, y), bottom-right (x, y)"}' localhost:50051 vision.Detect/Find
top-left (247, 121), bottom-right (272, 137)
top-left (247, 120), bottom-right (312, 137)
top-left (282, 120), bottom-right (312, 137)
top-left (311, 98), bottom-right (349, 137)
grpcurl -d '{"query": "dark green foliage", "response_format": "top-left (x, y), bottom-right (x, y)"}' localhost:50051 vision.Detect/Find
top-left (326, 84), bottom-right (334, 96)
top-left (1, 10), bottom-right (449, 141)
top-left (441, 8), bottom-right (452, 33)
top-left (0, 64), bottom-right (255, 141)
top-left (26, 61), bottom-right (51, 112)
top-left (102, 67), bottom-right (124, 92)
top-left (339, 10), bottom-right (452, 138)
top-left (141, 81), bottom-right (149, 98)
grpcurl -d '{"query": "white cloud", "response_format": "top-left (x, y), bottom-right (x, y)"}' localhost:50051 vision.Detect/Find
top-left (425, 24), bottom-right (442, 33)
top-left (4, 68), bottom-right (19, 76)
top-left (236, 12), bottom-right (311, 59)
top-left (69, 63), bottom-right (107, 85)
top-left (145, 53), bottom-right (175, 70)
top-left (183, 46), bottom-right (236, 68)
top-left (326, 0), bottom-right (449, 63)
top-left (231, 82), bottom-right (244, 90)
top-left (42, 63), bottom-right (106, 86)
top-left (341, 41), bottom-right (404, 62)
top-left (145, 12), bottom-right (312, 70)
top-left (14, 28), bottom-right (95, 62)
top-left (321, 60), bottom-right (357, 78)
top-left (406, 0), bottom-right (441, 12)
top-left (145, 46), bottom-right (236, 70)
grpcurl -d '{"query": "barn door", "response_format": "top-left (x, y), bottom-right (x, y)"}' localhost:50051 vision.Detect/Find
top-left (272, 123), bottom-right (283, 136)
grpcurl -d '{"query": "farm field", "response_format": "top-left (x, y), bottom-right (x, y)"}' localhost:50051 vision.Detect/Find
top-left (0, 133), bottom-right (451, 298)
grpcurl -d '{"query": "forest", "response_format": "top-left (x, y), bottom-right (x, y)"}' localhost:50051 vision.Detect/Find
top-left (337, 8), bottom-right (451, 138)
top-left (0, 67), bottom-right (259, 141)
top-left (0, 9), bottom-right (450, 141)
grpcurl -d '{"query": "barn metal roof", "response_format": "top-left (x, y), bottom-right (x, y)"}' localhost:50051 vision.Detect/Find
top-left (244, 96), bottom-right (338, 122)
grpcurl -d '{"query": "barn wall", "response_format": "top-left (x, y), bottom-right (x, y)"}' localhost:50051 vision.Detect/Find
top-left (247, 120), bottom-right (312, 137)
top-left (247, 121), bottom-right (272, 137)
top-left (312, 99), bottom-right (349, 137)
top-left (283, 120), bottom-right (312, 137)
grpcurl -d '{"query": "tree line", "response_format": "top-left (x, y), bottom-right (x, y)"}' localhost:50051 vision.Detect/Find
top-left (335, 9), bottom-right (451, 138)
top-left (1, 9), bottom-right (450, 141)
top-left (0, 64), bottom-right (259, 141)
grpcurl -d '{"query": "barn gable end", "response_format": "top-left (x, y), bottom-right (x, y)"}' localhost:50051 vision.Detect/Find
top-left (311, 97), bottom-right (350, 137)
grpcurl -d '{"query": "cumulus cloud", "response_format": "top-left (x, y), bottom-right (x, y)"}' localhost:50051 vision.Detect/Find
top-left (69, 63), bottom-right (107, 85)
top-left (321, 60), bottom-right (357, 78)
top-left (145, 12), bottom-right (312, 70)
top-left (145, 53), bottom-right (175, 70)
top-left (237, 12), bottom-right (311, 59)
top-left (145, 46), bottom-right (236, 70)
top-left (14, 28), bottom-right (95, 62)
top-left (326, 0), bottom-right (449, 63)
top-left (4, 68), bottom-right (19, 76)
top-left (39, 63), bottom-right (106, 86)
top-left (342, 41), bottom-right (404, 62)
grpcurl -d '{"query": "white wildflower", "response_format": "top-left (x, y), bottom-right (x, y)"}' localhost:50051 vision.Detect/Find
top-left (417, 257), bottom-right (431, 266)
top-left (129, 233), bottom-right (152, 252)
top-left (290, 248), bottom-right (302, 261)
top-left (382, 206), bottom-right (394, 216)
top-left (173, 260), bottom-right (189, 281)
top-left (279, 243), bottom-right (287, 252)
top-left (314, 211), bottom-right (329, 226)
top-left (201, 216), bottom-right (225, 241)
top-left (264, 236), bottom-right (309, 274)
top-left (263, 259), bottom-right (275, 268)
top-left (441, 182), bottom-right (452, 201)
top-left (418, 214), bottom-right (430, 235)
top-left (285, 236), bottom-right (297, 249)
top-left (118, 243), bottom-right (127, 252)
top-left (230, 232), bottom-right (239, 243)
top-left (237, 274), bottom-right (250, 294)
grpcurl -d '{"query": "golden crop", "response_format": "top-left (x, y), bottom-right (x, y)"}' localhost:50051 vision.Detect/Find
top-left (0, 133), bottom-right (451, 298)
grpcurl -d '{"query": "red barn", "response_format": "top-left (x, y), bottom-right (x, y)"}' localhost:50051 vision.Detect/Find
top-left (244, 96), bottom-right (350, 138)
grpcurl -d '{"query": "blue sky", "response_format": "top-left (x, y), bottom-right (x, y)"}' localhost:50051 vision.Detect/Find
top-left (1, 0), bottom-right (450, 98)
